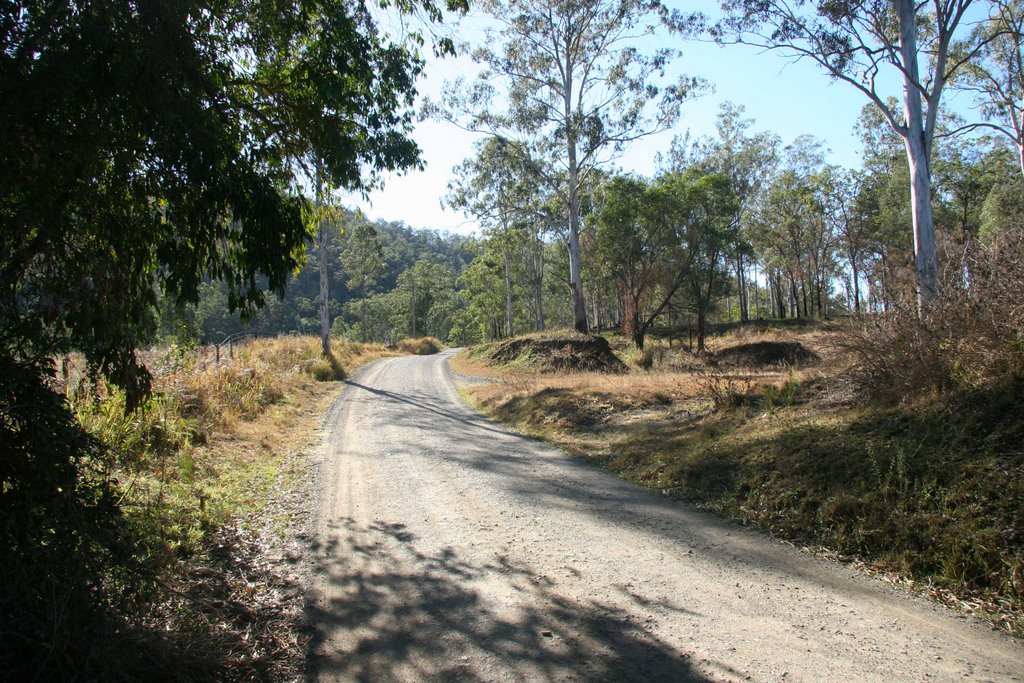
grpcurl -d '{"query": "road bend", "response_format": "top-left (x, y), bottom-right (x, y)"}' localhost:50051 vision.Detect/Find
top-left (306, 351), bottom-right (1023, 682)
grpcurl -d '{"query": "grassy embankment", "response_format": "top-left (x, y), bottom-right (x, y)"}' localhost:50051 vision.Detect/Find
top-left (453, 324), bottom-right (1024, 637)
top-left (63, 336), bottom-right (408, 680)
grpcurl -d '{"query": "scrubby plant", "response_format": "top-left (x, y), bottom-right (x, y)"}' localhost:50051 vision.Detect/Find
top-left (845, 232), bottom-right (1024, 402)
top-left (396, 336), bottom-right (445, 355)
top-left (1, 360), bottom-right (146, 679)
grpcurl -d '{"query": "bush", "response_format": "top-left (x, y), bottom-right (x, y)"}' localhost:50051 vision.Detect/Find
top-left (396, 336), bottom-right (445, 355)
top-left (1, 358), bottom-right (146, 679)
top-left (2, 335), bottom-right (390, 678)
top-left (845, 233), bottom-right (1024, 402)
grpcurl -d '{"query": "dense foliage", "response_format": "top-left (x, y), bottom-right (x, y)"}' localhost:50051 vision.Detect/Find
top-left (1, 0), bottom-right (463, 675)
top-left (172, 213), bottom-right (474, 344)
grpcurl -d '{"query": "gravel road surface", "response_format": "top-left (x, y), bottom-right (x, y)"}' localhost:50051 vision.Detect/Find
top-left (306, 351), bottom-right (1023, 682)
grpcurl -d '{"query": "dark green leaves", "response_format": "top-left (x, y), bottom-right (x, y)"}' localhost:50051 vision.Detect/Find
top-left (1, 0), bottom-right (461, 406)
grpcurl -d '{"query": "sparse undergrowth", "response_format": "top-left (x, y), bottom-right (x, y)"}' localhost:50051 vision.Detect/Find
top-left (13, 336), bottom-right (392, 681)
top-left (456, 323), bottom-right (1024, 637)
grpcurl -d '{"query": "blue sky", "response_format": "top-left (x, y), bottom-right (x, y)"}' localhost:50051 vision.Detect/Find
top-left (350, 1), bottom-right (977, 235)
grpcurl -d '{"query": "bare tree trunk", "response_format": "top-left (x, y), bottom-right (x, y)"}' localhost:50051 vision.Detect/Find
top-left (770, 272), bottom-right (783, 318)
top-left (503, 248), bottom-right (514, 338)
top-left (788, 272), bottom-right (798, 318)
top-left (567, 183), bottom-right (588, 332)
top-left (879, 250), bottom-right (891, 313)
top-left (563, 48), bottom-right (589, 333)
top-left (896, 0), bottom-right (938, 313)
top-left (316, 167), bottom-right (330, 357)
top-left (753, 261), bottom-right (761, 319)
top-left (845, 236), bottom-right (862, 315)
top-left (736, 252), bottom-right (749, 323)
top-left (696, 311), bottom-right (707, 353)
top-left (850, 254), bottom-right (861, 315)
top-left (533, 242), bottom-right (545, 331)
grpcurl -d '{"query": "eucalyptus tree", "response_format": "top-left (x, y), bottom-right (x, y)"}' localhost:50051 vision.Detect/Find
top-left (665, 103), bottom-right (781, 322)
top-left (855, 103), bottom-right (915, 308)
top-left (660, 170), bottom-right (738, 352)
top-left (750, 138), bottom-right (832, 318)
top-left (753, 171), bottom-right (814, 317)
top-left (0, 0), bottom-right (463, 670)
top-left (457, 246), bottom-right (512, 341)
top-left (806, 167), bottom-right (844, 317)
top-left (978, 143), bottom-right (1024, 238)
top-left (446, 138), bottom-right (539, 337)
top-left (397, 258), bottom-right (459, 339)
top-left (438, 0), bottom-right (699, 332)
top-left (824, 168), bottom-right (871, 313)
top-left (698, 0), bottom-right (982, 312)
top-left (589, 168), bottom-right (739, 344)
top-left (595, 175), bottom-right (670, 349)
top-left (955, 0), bottom-right (1024, 177)
top-left (341, 218), bottom-right (387, 342)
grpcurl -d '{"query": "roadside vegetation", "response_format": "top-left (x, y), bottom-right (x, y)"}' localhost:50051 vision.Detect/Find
top-left (7, 337), bottom-right (391, 680)
top-left (396, 336), bottom-right (446, 355)
top-left (7, 0), bottom-right (1024, 678)
top-left (455, 243), bottom-right (1024, 638)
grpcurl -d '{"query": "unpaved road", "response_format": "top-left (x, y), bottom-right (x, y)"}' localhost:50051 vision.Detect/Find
top-left (307, 351), bottom-right (1023, 682)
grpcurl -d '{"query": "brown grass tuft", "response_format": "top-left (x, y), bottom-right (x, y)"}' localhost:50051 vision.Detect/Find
top-left (396, 336), bottom-right (445, 355)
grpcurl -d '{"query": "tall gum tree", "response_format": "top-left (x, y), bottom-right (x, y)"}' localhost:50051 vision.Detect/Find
top-left (0, 0), bottom-right (465, 672)
top-left (446, 138), bottom-right (539, 337)
top-left (664, 102), bottom-right (781, 322)
top-left (693, 0), bottom-right (983, 312)
top-left (436, 0), bottom-right (701, 332)
top-left (954, 0), bottom-right (1024, 178)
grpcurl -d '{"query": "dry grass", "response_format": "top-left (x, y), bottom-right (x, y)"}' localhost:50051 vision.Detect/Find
top-left (66, 335), bottom-right (394, 679)
top-left (396, 336), bottom-right (445, 355)
top-left (458, 322), bottom-right (1024, 638)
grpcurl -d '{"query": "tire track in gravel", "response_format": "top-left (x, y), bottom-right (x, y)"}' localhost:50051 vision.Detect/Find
top-left (306, 351), bottom-right (1023, 682)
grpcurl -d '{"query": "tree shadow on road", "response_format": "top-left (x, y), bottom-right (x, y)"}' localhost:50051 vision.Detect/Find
top-left (305, 517), bottom-right (716, 682)
top-left (354, 378), bottom-right (892, 603)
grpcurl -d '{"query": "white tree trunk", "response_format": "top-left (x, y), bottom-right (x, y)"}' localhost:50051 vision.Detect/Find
top-left (316, 169), bottom-right (330, 356)
top-left (896, 0), bottom-right (938, 312)
top-left (503, 247), bottom-right (514, 338)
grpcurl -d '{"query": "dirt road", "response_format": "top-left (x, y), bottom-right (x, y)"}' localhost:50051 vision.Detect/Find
top-left (306, 351), bottom-right (1023, 682)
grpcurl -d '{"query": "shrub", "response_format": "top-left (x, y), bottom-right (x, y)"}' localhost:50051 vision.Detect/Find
top-left (396, 336), bottom-right (445, 355)
top-left (1, 358), bottom-right (146, 679)
top-left (621, 343), bottom-right (657, 371)
top-left (844, 233), bottom-right (1024, 402)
